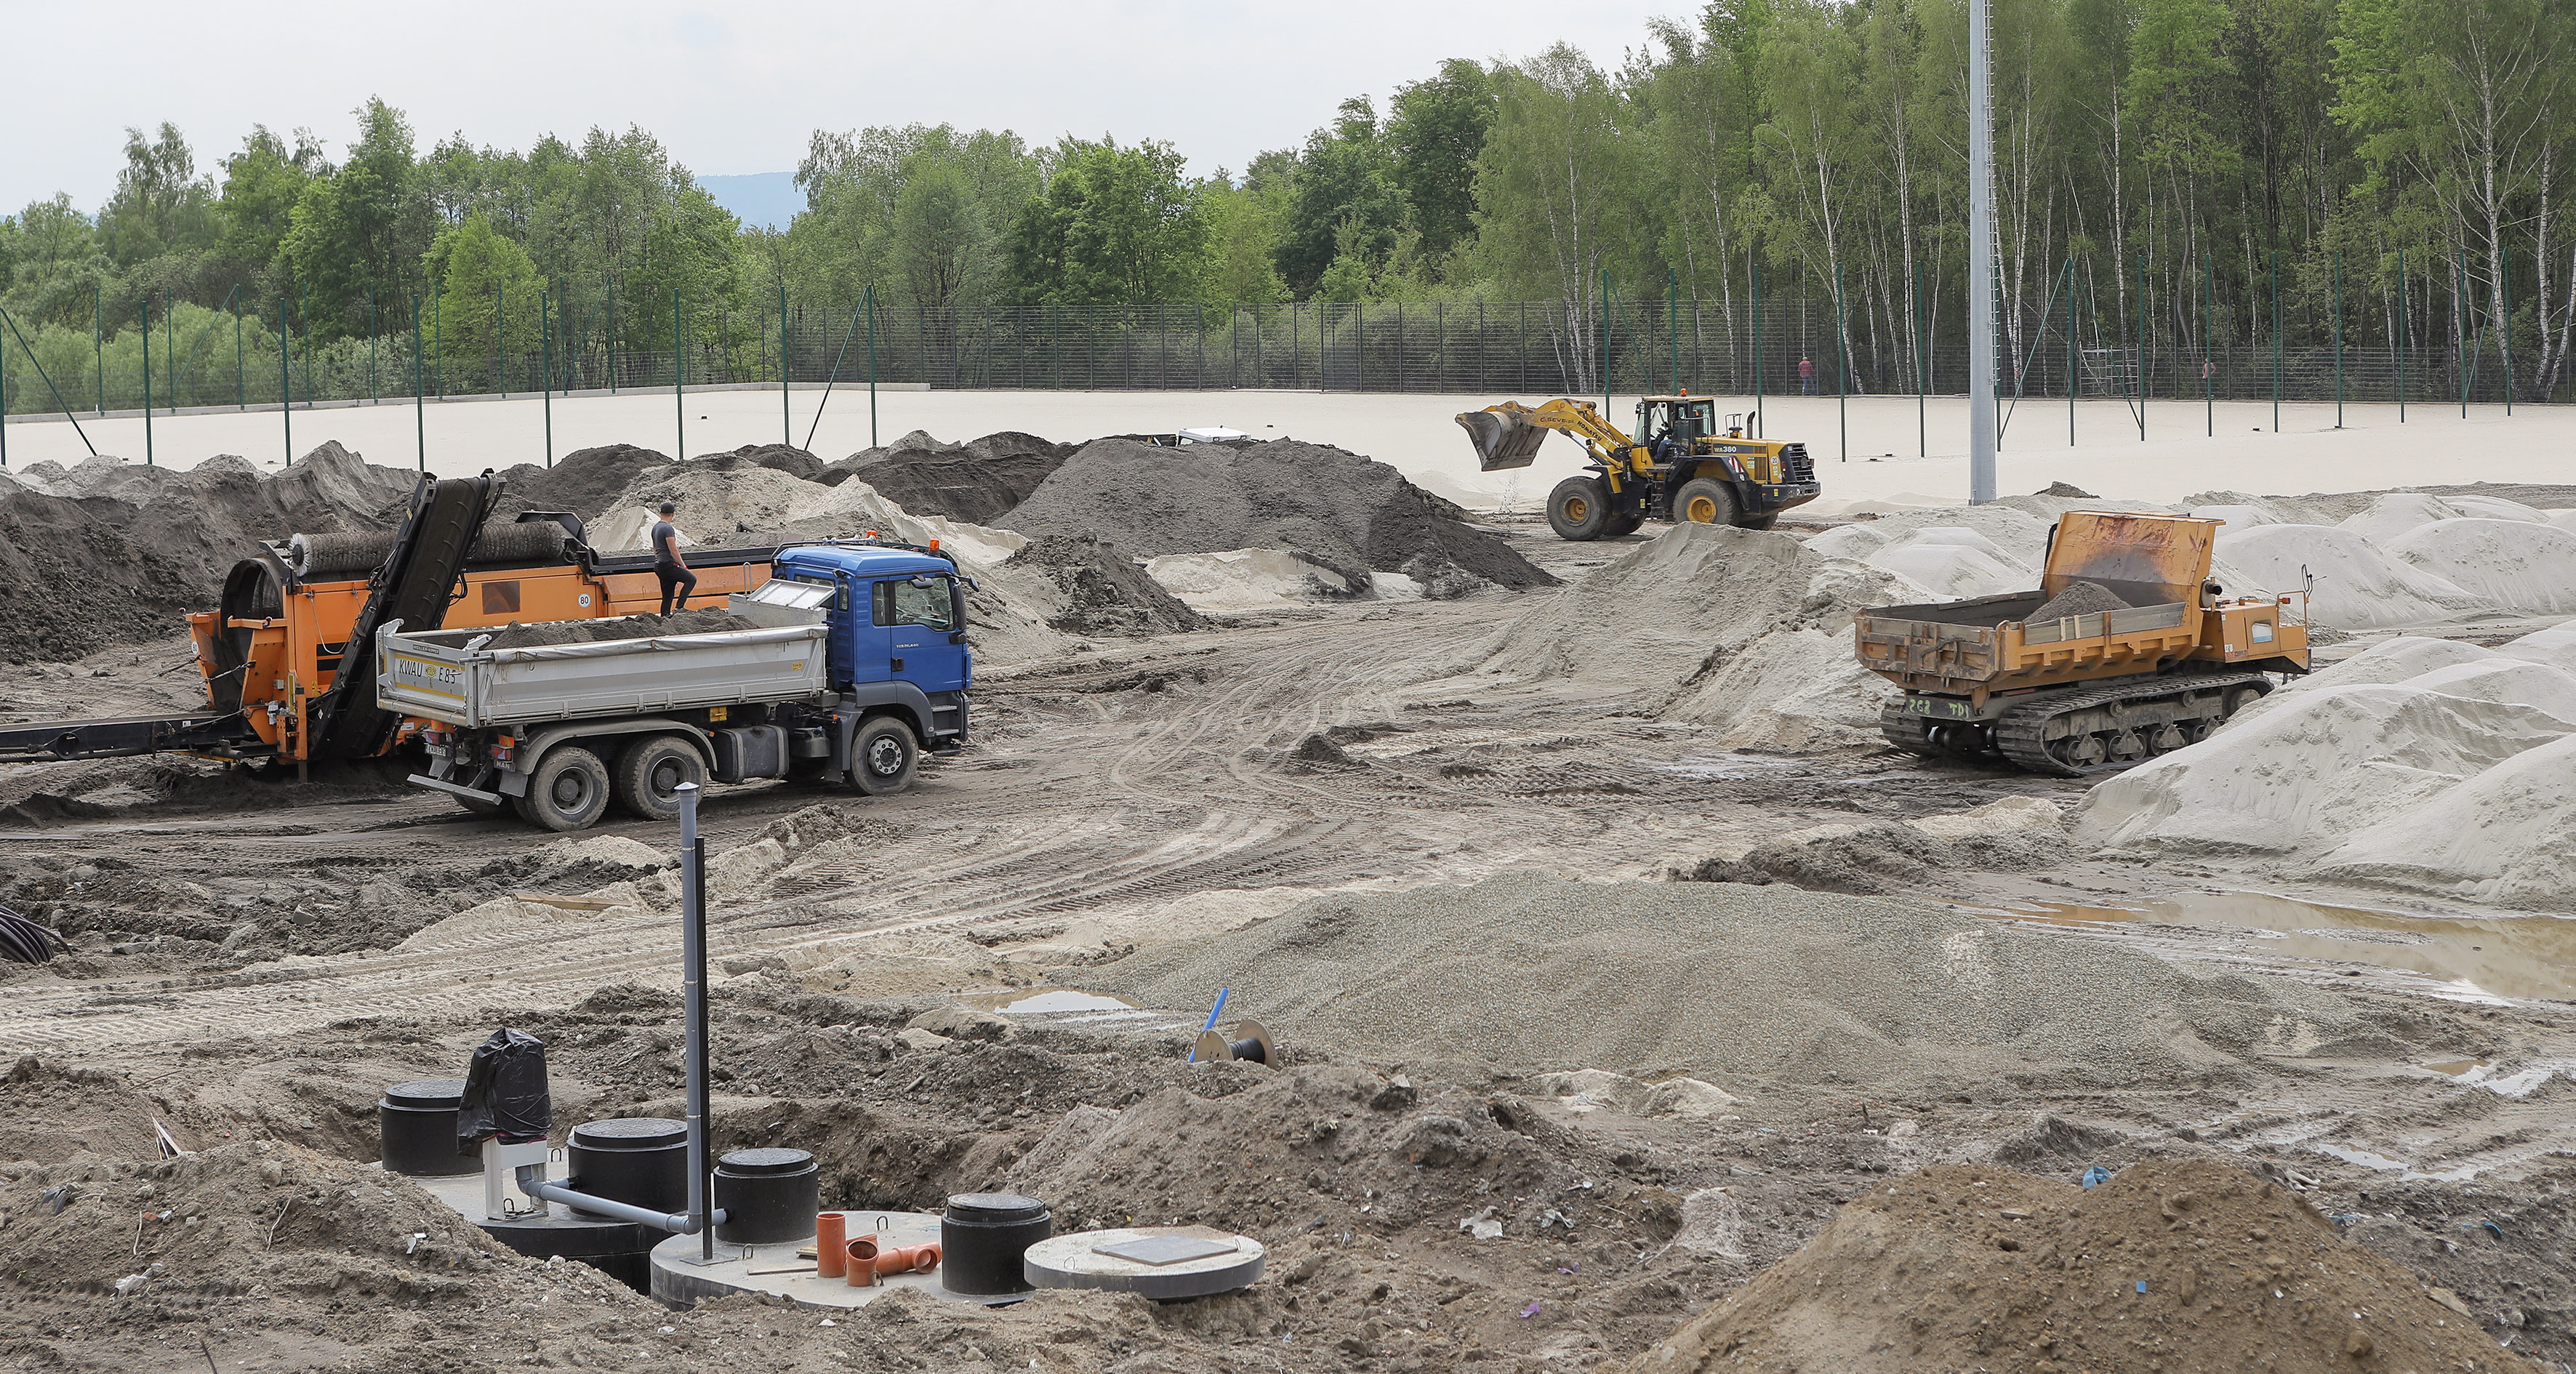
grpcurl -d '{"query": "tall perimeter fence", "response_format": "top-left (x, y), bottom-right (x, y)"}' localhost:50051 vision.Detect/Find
top-left (3, 262), bottom-right (2562, 466)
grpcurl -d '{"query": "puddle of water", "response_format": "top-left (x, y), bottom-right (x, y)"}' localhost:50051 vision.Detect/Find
top-left (2309, 1142), bottom-right (2479, 1184)
top-left (956, 988), bottom-right (1139, 1015)
top-left (2423, 1059), bottom-right (2491, 1077)
top-left (1967, 892), bottom-right (2576, 1003)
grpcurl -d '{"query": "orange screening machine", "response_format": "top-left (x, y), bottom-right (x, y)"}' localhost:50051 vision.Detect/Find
top-left (2, 473), bottom-right (777, 769)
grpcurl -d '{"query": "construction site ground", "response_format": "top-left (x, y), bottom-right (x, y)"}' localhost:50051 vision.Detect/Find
top-left (4, 514), bottom-right (2572, 1374)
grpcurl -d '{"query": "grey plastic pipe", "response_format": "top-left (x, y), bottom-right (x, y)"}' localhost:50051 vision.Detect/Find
top-left (514, 1164), bottom-right (724, 1234)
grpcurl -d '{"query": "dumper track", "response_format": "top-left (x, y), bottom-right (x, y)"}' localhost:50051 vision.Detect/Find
top-left (1994, 671), bottom-right (2274, 777)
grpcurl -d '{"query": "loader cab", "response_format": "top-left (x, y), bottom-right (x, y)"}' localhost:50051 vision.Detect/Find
top-left (1637, 397), bottom-right (1718, 465)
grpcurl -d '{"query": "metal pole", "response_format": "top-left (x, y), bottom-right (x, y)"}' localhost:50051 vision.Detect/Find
top-left (1915, 265), bottom-right (1926, 457)
top-left (673, 289), bottom-right (685, 461)
top-left (2067, 259), bottom-right (2076, 446)
top-left (1669, 266), bottom-right (1680, 394)
top-left (676, 781), bottom-right (713, 1263)
top-left (1834, 260), bottom-right (1847, 461)
top-left (779, 280), bottom-right (791, 446)
top-left (541, 291), bottom-right (554, 467)
top-left (2271, 250), bottom-right (2282, 433)
top-left (2457, 255), bottom-right (2467, 419)
top-left (2502, 246), bottom-right (2513, 416)
top-left (95, 284), bottom-right (104, 416)
top-left (414, 294), bottom-right (426, 470)
top-left (866, 284), bottom-right (878, 448)
top-left (370, 281), bottom-right (378, 403)
top-left (2332, 250), bottom-right (2344, 427)
top-left (165, 289), bottom-right (173, 414)
top-left (2136, 254), bottom-right (2146, 441)
top-left (497, 283), bottom-right (507, 400)
top-left (300, 284), bottom-right (310, 414)
top-left (2204, 256), bottom-right (2214, 435)
top-left (1966, 0), bottom-right (1997, 502)
top-left (2397, 248), bottom-right (2407, 422)
top-left (279, 296), bottom-right (293, 462)
top-left (1598, 269), bottom-right (1610, 415)
top-left (140, 300), bottom-right (153, 465)
top-left (1753, 262), bottom-right (1764, 436)
top-left (606, 271), bottom-right (617, 395)
top-left (236, 303), bottom-right (244, 411)
top-left (433, 288), bottom-right (444, 399)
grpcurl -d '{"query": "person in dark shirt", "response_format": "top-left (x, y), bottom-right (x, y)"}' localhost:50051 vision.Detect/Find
top-left (652, 502), bottom-right (696, 614)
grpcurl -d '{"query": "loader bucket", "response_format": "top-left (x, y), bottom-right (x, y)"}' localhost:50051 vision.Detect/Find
top-left (1456, 406), bottom-right (1550, 471)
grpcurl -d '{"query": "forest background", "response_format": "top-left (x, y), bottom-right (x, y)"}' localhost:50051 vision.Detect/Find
top-left (2, 0), bottom-right (2570, 409)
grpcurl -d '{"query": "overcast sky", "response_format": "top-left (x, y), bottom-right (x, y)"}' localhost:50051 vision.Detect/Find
top-left (9, 1), bottom-right (1678, 213)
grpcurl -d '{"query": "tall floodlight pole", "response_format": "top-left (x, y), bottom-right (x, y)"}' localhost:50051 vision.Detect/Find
top-left (1966, 0), bottom-right (1998, 504)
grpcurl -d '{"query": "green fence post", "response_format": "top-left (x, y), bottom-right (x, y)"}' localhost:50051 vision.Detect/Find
top-left (2502, 246), bottom-right (2513, 417)
top-left (2456, 255), bottom-right (2467, 419)
top-left (1599, 268), bottom-right (1611, 415)
top-left (605, 271), bottom-right (617, 395)
top-left (1752, 263), bottom-right (1764, 438)
top-left (2397, 247), bottom-right (2407, 422)
top-left (497, 283), bottom-right (507, 400)
top-left (165, 289), bottom-right (174, 414)
top-left (2136, 254), bottom-right (2146, 441)
top-left (2204, 257), bottom-right (2213, 435)
top-left (673, 288), bottom-right (686, 461)
top-left (541, 290), bottom-right (554, 467)
top-left (2332, 250), bottom-right (2344, 428)
top-left (866, 284), bottom-right (879, 449)
top-left (141, 300), bottom-right (153, 465)
top-left (433, 288), bottom-right (444, 399)
top-left (413, 294), bottom-right (426, 470)
top-left (300, 284), bottom-right (310, 416)
top-left (1834, 260), bottom-right (1847, 462)
top-left (95, 284), bottom-right (104, 416)
top-left (369, 281), bottom-right (378, 403)
top-left (236, 303), bottom-right (244, 410)
top-left (2270, 250), bottom-right (2281, 433)
top-left (1914, 264), bottom-right (1927, 457)
top-left (278, 295), bottom-right (292, 462)
top-left (1668, 266), bottom-right (1680, 395)
top-left (779, 280), bottom-right (791, 446)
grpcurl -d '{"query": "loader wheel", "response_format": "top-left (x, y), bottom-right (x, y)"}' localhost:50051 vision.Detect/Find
top-left (1546, 476), bottom-right (1612, 541)
top-left (1740, 512), bottom-right (1780, 531)
top-left (846, 717), bottom-right (918, 797)
top-left (1603, 510), bottom-right (1648, 537)
top-left (1674, 478), bottom-right (1738, 527)
top-left (613, 734), bottom-right (704, 821)
top-left (515, 746), bottom-right (611, 832)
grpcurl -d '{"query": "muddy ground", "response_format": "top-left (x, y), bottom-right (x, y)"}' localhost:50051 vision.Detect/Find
top-left (2, 517), bottom-right (2569, 1374)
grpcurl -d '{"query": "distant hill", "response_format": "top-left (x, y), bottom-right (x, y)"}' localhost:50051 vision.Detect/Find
top-left (698, 172), bottom-right (801, 230)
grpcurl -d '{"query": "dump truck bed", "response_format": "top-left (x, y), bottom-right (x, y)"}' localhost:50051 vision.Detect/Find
top-left (1854, 595), bottom-right (2199, 698)
top-left (375, 619), bottom-right (829, 728)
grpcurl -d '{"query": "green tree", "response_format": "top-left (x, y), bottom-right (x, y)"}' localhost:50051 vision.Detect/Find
top-left (424, 216), bottom-right (546, 366)
top-left (281, 97), bottom-right (436, 339)
top-left (1198, 177), bottom-right (1290, 305)
top-left (1006, 139), bottom-right (1205, 306)
top-left (98, 123), bottom-right (216, 267)
top-left (1386, 60), bottom-right (1499, 263)
top-left (216, 126), bottom-right (327, 289)
top-left (1277, 99), bottom-right (1407, 297)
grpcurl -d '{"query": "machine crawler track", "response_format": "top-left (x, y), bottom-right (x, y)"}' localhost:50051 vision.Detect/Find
top-left (1992, 671), bottom-right (2274, 776)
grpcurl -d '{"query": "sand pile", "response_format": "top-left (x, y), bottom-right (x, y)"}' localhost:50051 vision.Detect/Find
top-left (824, 429), bottom-right (1075, 525)
top-left (1143, 548), bottom-right (1373, 609)
top-left (0, 443), bottom-right (415, 661)
top-left (1006, 535), bottom-right (1205, 636)
top-left (1006, 437), bottom-right (1552, 593)
top-left (2213, 523), bottom-right (2492, 629)
top-left (1463, 523), bottom-right (1917, 750)
top-left (1087, 872), bottom-right (2420, 1091)
top-left (2386, 519), bottom-right (2576, 614)
top-left (1630, 1159), bottom-right (2541, 1374)
top-left (696, 441), bottom-right (827, 481)
top-left (476, 608), bottom-right (754, 650)
top-left (2075, 623), bottom-right (2576, 909)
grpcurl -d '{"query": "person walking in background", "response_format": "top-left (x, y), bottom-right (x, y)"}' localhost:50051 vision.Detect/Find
top-left (652, 501), bottom-right (697, 614)
top-left (1799, 355), bottom-right (1817, 395)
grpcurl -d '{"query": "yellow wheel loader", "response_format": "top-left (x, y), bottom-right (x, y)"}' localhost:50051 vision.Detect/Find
top-left (1456, 395), bottom-right (1821, 541)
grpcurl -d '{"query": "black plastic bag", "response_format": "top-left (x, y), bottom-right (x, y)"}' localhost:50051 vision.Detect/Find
top-left (456, 1028), bottom-right (551, 1153)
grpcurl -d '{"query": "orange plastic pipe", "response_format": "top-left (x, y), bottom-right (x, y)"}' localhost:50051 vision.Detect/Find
top-left (843, 1236), bottom-right (878, 1287)
top-left (816, 1213), bottom-right (846, 1278)
top-left (873, 1242), bottom-right (941, 1276)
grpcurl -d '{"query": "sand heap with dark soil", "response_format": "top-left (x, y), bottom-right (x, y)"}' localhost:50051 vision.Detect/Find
top-left (1630, 1159), bottom-right (2540, 1374)
top-left (1006, 534), bottom-right (1205, 637)
top-left (1006, 437), bottom-right (1553, 592)
top-left (1090, 872), bottom-right (2436, 1093)
top-left (824, 430), bottom-right (1076, 525)
top-left (697, 442), bottom-right (827, 481)
top-left (0, 443), bottom-right (417, 661)
top-left (491, 442), bottom-right (672, 521)
top-left (476, 607), bottom-right (754, 650)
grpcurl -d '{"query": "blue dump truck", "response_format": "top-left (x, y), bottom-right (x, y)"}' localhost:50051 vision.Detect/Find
top-left (377, 542), bottom-right (971, 831)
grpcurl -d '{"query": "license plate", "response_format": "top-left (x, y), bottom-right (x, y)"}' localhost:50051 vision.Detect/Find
top-left (391, 654), bottom-right (466, 700)
top-left (1905, 696), bottom-right (1975, 720)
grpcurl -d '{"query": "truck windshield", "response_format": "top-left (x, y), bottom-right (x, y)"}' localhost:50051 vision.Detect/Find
top-left (875, 576), bottom-right (957, 631)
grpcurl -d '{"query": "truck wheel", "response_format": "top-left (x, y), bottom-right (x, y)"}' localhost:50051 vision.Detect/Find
top-left (515, 746), bottom-right (611, 832)
top-left (1673, 478), bottom-right (1739, 526)
top-left (613, 734), bottom-right (704, 821)
top-left (846, 717), bottom-right (918, 797)
top-left (1546, 476), bottom-right (1612, 541)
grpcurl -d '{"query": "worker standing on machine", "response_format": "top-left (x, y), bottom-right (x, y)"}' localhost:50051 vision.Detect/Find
top-left (653, 501), bottom-right (697, 614)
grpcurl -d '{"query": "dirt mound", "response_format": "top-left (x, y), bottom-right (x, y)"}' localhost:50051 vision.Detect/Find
top-left (1629, 1159), bottom-right (2541, 1374)
top-left (1006, 535), bottom-right (1205, 636)
top-left (2035, 481), bottom-right (2098, 497)
top-left (2031, 579), bottom-right (2132, 620)
top-left (0, 443), bottom-right (417, 661)
top-left (697, 441), bottom-right (826, 481)
top-left (827, 430), bottom-right (1075, 524)
top-left (491, 442), bottom-right (670, 521)
top-left (1462, 523), bottom-right (1916, 750)
top-left (1006, 437), bottom-right (1552, 591)
top-left (477, 608), bottom-right (754, 650)
top-left (1088, 872), bottom-right (2424, 1093)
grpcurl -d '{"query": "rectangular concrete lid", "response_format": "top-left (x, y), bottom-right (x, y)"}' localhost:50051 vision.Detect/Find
top-left (1092, 1234), bottom-right (1239, 1267)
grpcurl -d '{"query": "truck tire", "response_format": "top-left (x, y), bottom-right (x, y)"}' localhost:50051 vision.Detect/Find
top-left (846, 716), bottom-right (918, 797)
top-left (1546, 476), bottom-right (1612, 541)
top-left (1673, 478), bottom-right (1739, 527)
top-left (515, 746), bottom-right (611, 832)
top-left (613, 734), bottom-right (704, 821)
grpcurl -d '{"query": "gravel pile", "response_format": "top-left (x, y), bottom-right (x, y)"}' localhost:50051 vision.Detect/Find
top-left (1006, 437), bottom-right (1552, 592)
top-left (825, 430), bottom-right (1075, 525)
top-left (0, 443), bottom-right (414, 662)
top-left (1088, 872), bottom-right (2418, 1091)
top-left (491, 443), bottom-right (672, 521)
top-left (478, 608), bottom-right (753, 649)
top-left (1006, 534), bottom-right (1205, 636)
top-left (2029, 579), bottom-right (2131, 619)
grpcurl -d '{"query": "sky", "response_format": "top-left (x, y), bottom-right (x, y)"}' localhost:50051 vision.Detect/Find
top-left (7, 1), bottom-right (1678, 214)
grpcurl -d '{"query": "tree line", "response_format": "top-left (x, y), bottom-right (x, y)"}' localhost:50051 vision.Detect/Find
top-left (2, 0), bottom-right (2569, 404)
